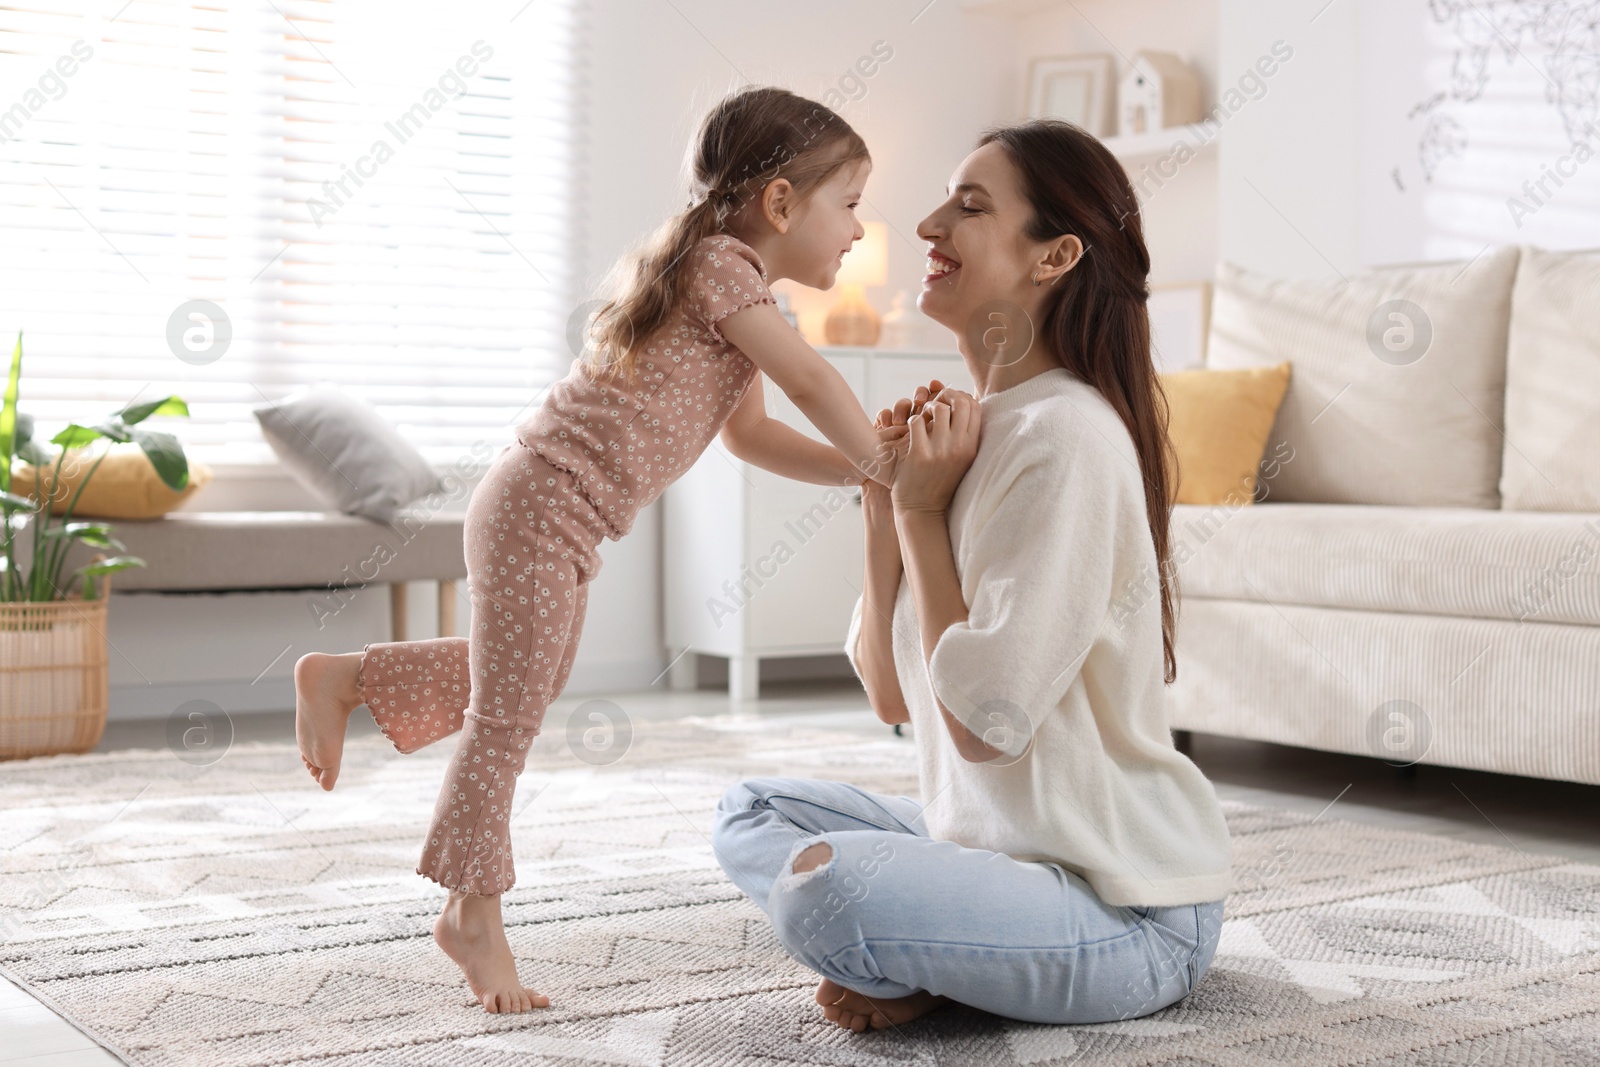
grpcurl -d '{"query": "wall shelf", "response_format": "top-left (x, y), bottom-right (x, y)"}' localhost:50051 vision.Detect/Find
top-left (957, 0), bottom-right (1068, 14)
top-left (1102, 122), bottom-right (1221, 163)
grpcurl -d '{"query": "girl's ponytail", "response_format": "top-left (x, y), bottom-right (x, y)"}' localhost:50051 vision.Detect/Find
top-left (586, 197), bottom-right (725, 382)
top-left (583, 87), bottom-right (868, 383)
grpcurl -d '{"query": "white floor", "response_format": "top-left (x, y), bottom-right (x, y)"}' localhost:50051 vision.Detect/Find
top-left (5, 678), bottom-right (1598, 1065)
top-left (0, 977), bottom-right (119, 1066)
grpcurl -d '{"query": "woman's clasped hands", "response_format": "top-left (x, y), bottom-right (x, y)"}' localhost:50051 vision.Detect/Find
top-left (867, 378), bottom-right (982, 519)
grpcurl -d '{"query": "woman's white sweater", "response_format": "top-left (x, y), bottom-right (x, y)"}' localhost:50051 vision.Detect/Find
top-left (845, 366), bottom-right (1234, 907)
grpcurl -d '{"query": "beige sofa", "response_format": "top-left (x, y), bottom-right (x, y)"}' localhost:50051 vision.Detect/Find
top-left (1166, 246), bottom-right (1600, 787)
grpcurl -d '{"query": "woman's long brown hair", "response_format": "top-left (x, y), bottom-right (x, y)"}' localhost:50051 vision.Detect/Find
top-left (586, 87), bottom-right (869, 382)
top-left (978, 120), bottom-right (1183, 683)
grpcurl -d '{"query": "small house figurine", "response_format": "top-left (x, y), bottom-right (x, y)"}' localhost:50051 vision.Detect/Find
top-left (1118, 51), bottom-right (1201, 136)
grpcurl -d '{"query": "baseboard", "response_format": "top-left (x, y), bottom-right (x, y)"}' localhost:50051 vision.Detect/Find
top-left (108, 657), bottom-right (668, 722)
top-left (563, 657), bottom-right (673, 695)
top-left (110, 678), bottom-right (300, 721)
top-left (692, 653), bottom-right (856, 687)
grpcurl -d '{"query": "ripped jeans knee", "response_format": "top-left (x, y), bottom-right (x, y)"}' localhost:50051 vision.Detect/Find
top-left (786, 841), bottom-right (835, 879)
top-left (767, 833), bottom-right (915, 997)
top-left (770, 837), bottom-right (889, 950)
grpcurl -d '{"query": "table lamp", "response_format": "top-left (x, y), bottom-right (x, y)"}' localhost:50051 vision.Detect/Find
top-left (825, 221), bottom-right (888, 346)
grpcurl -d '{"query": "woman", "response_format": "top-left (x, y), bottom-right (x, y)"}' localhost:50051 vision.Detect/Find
top-left (710, 120), bottom-right (1234, 1031)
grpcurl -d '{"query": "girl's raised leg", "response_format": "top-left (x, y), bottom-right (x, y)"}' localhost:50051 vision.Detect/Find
top-left (294, 635), bottom-right (475, 791)
top-left (294, 651), bottom-right (365, 791)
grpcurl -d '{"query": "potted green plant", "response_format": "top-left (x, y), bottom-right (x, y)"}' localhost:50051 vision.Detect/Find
top-left (1, 332), bottom-right (192, 758)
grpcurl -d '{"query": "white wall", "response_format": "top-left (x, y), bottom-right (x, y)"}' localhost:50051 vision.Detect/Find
top-left (1218, 0), bottom-right (1362, 278)
top-left (1356, 0), bottom-right (1600, 261)
top-left (1217, 0), bottom-right (1600, 277)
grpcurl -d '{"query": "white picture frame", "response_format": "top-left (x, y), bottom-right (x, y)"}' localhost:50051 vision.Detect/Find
top-left (1026, 54), bottom-right (1116, 137)
top-left (1148, 280), bottom-right (1212, 373)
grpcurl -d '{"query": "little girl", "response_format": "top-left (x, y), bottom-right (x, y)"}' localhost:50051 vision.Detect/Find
top-left (292, 86), bottom-right (901, 1014)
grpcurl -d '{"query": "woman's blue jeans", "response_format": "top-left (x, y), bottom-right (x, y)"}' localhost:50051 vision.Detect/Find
top-left (711, 776), bottom-right (1225, 1025)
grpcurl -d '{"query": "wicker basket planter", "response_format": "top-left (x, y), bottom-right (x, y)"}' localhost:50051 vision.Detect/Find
top-left (3, 334), bottom-right (188, 761)
top-left (0, 583), bottom-right (110, 760)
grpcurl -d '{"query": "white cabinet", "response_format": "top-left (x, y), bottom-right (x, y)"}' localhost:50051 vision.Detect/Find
top-left (663, 346), bottom-right (967, 698)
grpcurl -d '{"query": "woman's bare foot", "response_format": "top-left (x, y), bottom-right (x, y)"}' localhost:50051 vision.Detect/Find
top-left (294, 652), bottom-right (364, 791)
top-left (434, 892), bottom-right (550, 1013)
top-left (815, 978), bottom-right (949, 1032)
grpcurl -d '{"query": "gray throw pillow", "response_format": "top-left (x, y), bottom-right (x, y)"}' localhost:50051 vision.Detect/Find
top-left (253, 383), bottom-right (443, 523)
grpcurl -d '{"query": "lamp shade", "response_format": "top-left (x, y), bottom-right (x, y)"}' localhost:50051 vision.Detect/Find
top-left (836, 222), bottom-right (888, 288)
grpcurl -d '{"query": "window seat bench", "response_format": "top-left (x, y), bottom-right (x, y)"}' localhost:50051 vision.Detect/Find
top-left (104, 510), bottom-right (467, 640)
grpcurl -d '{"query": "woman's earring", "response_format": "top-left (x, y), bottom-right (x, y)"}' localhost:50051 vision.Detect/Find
top-left (1031, 270), bottom-right (1042, 287)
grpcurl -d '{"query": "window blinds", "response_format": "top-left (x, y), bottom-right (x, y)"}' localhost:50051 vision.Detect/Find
top-left (0, 0), bottom-right (579, 467)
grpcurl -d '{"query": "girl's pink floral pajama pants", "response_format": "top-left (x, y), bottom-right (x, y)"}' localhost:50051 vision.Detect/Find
top-left (355, 444), bottom-right (610, 895)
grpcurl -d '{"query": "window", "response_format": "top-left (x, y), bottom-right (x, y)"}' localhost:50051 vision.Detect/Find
top-left (0, 0), bottom-right (581, 467)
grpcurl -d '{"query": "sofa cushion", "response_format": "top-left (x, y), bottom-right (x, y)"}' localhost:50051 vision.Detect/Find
top-left (1171, 502), bottom-right (1600, 626)
top-left (1500, 246), bottom-right (1600, 512)
top-left (1162, 362), bottom-right (1292, 505)
top-left (1207, 247), bottom-right (1520, 509)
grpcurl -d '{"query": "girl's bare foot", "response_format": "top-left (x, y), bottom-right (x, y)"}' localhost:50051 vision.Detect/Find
top-left (433, 892), bottom-right (550, 1013)
top-left (815, 978), bottom-right (949, 1032)
top-left (293, 652), bottom-right (364, 791)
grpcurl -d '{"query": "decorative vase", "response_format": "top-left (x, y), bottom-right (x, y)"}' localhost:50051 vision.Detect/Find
top-left (824, 285), bottom-right (882, 346)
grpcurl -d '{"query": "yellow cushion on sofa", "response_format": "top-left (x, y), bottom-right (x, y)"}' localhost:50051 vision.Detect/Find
top-left (1161, 362), bottom-right (1292, 506)
top-left (13, 445), bottom-right (213, 519)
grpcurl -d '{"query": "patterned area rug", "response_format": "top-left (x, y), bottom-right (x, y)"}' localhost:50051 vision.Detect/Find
top-left (1, 718), bottom-right (1597, 1066)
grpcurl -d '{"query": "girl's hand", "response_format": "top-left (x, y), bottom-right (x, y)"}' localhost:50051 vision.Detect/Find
top-left (863, 420), bottom-right (905, 488)
top-left (863, 414), bottom-right (908, 552)
top-left (908, 379), bottom-right (947, 419)
top-left (891, 390), bottom-right (981, 516)
top-left (862, 476), bottom-right (898, 551)
top-left (884, 379), bottom-right (947, 428)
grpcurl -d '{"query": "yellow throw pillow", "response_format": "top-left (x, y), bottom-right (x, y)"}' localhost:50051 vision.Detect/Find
top-left (13, 444), bottom-right (213, 519)
top-left (1161, 362), bottom-right (1292, 506)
